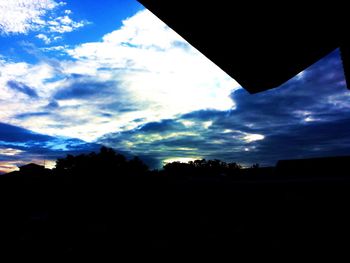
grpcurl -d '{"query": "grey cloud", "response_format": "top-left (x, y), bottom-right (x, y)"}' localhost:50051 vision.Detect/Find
top-left (7, 80), bottom-right (39, 98)
top-left (97, 49), bottom-right (350, 168)
top-left (54, 79), bottom-right (117, 100)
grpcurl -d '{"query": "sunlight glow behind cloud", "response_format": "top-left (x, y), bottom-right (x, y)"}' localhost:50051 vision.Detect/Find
top-left (163, 157), bottom-right (200, 165)
top-left (0, 161), bottom-right (20, 174)
top-left (0, 148), bottom-right (24, 156)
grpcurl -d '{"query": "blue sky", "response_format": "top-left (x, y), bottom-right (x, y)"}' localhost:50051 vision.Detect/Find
top-left (0, 0), bottom-right (349, 173)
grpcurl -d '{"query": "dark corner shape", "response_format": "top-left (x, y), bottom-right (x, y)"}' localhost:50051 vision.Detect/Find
top-left (138, 0), bottom-right (349, 93)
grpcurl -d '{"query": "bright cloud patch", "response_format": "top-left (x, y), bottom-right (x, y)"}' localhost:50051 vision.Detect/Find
top-left (243, 134), bottom-right (265, 143)
top-left (66, 10), bottom-right (238, 116)
top-left (0, 0), bottom-right (87, 43)
top-left (0, 148), bottom-right (24, 156)
top-left (58, 10), bottom-right (238, 140)
top-left (47, 14), bottom-right (86, 33)
top-left (0, 9), bottom-right (238, 142)
top-left (0, 0), bottom-right (57, 34)
top-left (36, 33), bottom-right (51, 44)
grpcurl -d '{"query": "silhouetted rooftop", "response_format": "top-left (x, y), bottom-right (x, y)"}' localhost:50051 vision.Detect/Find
top-left (19, 163), bottom-right (45, 171)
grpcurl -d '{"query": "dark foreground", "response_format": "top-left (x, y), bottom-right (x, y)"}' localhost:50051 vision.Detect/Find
top-left (1, 157), bottom-right (350, 259)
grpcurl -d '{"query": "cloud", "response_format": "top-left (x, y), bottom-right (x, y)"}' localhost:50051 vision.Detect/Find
top-left (53, 75), bottom-right (118, 100)
top-left (0, 122), bottom-right (100, 173)
top-left (0, 161), bottom-right (21, 174)
top-left (47, 14), bottom-right (87, 33)
top-left (7, 80), bottom-right (39, 98)
top-left (54, 9), bottom-right (238, 139)
top-left (0, 58), bottom-right (61, 136)
top-left (243, 134), bottom-right (265, 143)
top-left (0, 9), bottom-right (238, 142)
top-left (0, 148), bottom-right (24, 156)
top-left (36, 33), bottom-right (51, 44)
top-left (2, 8), bottom-right (348, 170)
top-left (14, 111), bottom-right (51, 119)
top-left (0, 0), bottom-right (58, 34)
top-left (45, 100), bottom-right (59, 109)
top-left (65, 10), bottom-right (238, 116)
top-left (0, 0), bottom-right (88, 43)
top-left (98, 49), bottom-right (350, 168)
top-left (40, 45), bottom-right (68, 52)
top-left (0, 122), bottom-right (55, 142)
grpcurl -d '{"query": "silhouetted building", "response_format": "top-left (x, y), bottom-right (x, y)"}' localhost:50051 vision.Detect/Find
top-left (19, 163), bottom-right (45, 174)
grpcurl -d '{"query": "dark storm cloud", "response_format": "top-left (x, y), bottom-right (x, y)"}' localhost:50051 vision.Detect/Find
top-left (97, 49), bottom-right (350, 168)
top-left (252, 118), bottom-right (350, 160)
top-left (7, 80), bottom-right (39, 98)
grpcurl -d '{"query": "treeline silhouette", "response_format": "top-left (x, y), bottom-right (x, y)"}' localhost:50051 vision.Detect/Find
top-left (1, 147), bottom-right (350, 258)
top-left (55, 146), bottom-right (148, 179)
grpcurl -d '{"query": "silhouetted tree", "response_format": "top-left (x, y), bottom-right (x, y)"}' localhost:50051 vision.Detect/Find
top-left (128, 156), bottom-right (149, 175)
top-left (163, 159), bottom-right (243, 178)
top-left (55, 147), bottom-right (148, 181)
top-left (163, 161), bottom-right (193, 176)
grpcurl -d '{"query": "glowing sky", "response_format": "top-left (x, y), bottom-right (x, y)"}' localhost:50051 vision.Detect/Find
top-left (1, 0), bottom-right (349, 173)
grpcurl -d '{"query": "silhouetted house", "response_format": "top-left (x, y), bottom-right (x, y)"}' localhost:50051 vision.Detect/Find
top-left (276, 156), bottom-right (350, 178)
top-left (19, 163), bottom-right (46, 174)
top-left (138, 0), bottom-right (349, 92)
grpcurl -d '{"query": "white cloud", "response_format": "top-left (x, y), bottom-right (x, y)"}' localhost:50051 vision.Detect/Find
top-left (0, 0), bottom-right (87, 41)
top-left (57, 10), bottom-right (239, 140)
top-left (41, 44), bottom-right (67, 52)
top-left (1, 9), bottom-right (239, 142)
top-left (48, 15), bottom-right (87, 33)
top-left (0, 0), bottom-right (57, 34)
top-left (202, 121), bottom-right (213, 129)
top-left (36, 33), bottom-right (51, 44)
top-left (243, 134), bottom-right (265, 143)
top-left (0, 58), bottom-right (56, 124)
top-left (0, 148), bottom-right (24, 156)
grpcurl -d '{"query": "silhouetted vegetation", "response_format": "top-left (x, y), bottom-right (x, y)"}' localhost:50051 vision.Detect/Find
top-left (1, 147), bottom-right (350, 258)
top-left (163, 159), bottom-right (242, 179)
top-left (55, 146), bottom-right (148, 180)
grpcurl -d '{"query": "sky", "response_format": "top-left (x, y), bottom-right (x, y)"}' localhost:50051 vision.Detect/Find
top-left (0, 0), bottom-right (349, 173)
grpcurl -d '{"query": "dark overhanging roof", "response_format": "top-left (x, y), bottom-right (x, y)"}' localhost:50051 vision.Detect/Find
top-left (137, 0), bottom-right (349, 94)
